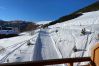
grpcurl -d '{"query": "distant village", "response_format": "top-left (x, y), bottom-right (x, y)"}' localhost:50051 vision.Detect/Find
top-left (0, 20), bottom-right (39, 33)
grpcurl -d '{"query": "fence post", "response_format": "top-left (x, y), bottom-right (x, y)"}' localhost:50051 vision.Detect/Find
top-left (67, 63), bottom-right (73, 66)
top-left (91, 43), bottom-right (99, 66)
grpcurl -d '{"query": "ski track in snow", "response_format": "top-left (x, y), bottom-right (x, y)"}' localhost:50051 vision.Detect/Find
top-left (33, 29), bottom-right (64, 66)
top-left (33, 29), bottom-right (62, 60)
top-left (0, 32), bottom-right (38, 63)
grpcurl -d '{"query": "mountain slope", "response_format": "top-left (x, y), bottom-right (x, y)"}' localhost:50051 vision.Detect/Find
top-left (44, 1), bottom-right (99, 27)
top-left (75, 1), bottom-right (99, 13)
top-left (48, 10), bottom-right (99, 65)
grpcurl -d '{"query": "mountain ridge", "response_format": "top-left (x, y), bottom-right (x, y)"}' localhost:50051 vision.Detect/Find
top-left (43, 1), bottom-right (99, 27)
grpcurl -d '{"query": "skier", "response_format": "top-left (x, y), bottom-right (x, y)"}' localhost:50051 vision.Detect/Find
top-left (81, 28), bottom-right (86, 35)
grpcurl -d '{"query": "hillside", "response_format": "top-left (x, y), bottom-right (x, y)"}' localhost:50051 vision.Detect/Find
top-left (44, 1), bottom-right (99, 27)
top-left (75, 1), bottom-right (99, 13)
top-left (47, 10), bottom-right (99, 65)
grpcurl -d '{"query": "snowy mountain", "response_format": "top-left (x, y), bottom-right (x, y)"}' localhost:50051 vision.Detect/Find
top-left (36, 21), bottom-right (51, 25)
top-left (45, 1), bottom-right (99, 26)
top-left (0, 10), bottom-right (99, 66)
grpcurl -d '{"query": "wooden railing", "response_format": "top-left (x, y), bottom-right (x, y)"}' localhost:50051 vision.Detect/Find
top-left (0, 43), bottom-right (99, 66)
top-left (0, 57), bottom-right (92, 66)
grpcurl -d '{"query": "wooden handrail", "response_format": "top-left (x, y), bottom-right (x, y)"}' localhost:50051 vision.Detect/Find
top-left (0, 57), bottom-right (91, 66)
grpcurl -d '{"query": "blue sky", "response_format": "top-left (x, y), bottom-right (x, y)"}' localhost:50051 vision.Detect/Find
top-left (0, 0), bottom-right (97, 22)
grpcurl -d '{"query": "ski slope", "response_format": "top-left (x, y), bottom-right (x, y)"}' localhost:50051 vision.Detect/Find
top-left (33, 29), bottom-right (62, 61)
top-left (0, 10), bottom-right (99, 66)
top-left (0, 30), bottom-right (39, 63)
top-left (48, 10), bottom-right (99, 65)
